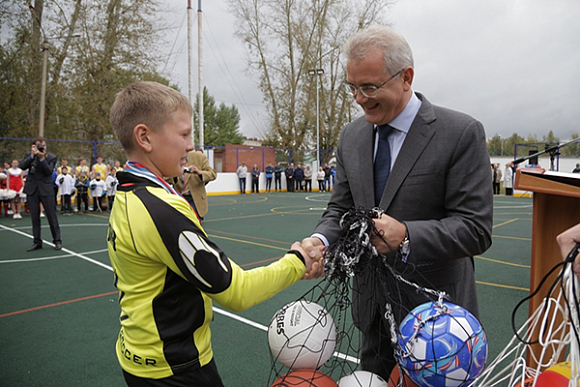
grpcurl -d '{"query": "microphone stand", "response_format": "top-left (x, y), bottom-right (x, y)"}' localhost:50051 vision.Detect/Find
top-left (512, 137), bottom-right (580, 171)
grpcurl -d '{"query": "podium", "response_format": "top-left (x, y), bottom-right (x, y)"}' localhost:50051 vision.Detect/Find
top-left (514, 168), bottom-right (580, 367)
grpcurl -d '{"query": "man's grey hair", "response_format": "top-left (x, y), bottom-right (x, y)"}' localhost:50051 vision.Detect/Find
top-left (343, 25), bottom-right (414, 75)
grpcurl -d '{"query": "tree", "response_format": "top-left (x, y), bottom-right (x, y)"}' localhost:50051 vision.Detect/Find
top-left (0, 0), bottom-right (170, 147)
top-left (194, 87), bottom-right (243, 147)
top-left (561, 133), bottom-right (580, 157)
top-left (227, 0), bottom-right (393, 162)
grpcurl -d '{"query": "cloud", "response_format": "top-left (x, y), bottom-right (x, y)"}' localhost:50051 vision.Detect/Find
top-left (160, 0), bottom-right (580, 141)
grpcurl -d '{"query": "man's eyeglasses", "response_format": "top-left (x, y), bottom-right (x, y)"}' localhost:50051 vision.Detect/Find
top-left (343, 69), bottom-right (404, 98)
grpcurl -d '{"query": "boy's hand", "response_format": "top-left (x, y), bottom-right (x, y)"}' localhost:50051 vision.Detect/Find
top-left (290, 241), bottom-right (325, 280)
top-left (557, 223), bottom-right (580, 274)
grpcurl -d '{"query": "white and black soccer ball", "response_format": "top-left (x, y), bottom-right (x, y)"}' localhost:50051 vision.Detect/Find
top-left (268, 300), bottom-right (337, 370)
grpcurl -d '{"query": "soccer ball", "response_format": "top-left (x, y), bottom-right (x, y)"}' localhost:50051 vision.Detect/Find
top-left (268, 300), bottom-right (337, 370)
top-left (338, 371), bottom-right (388, 387)
top-left (396, 301), bottom-right (488, 387)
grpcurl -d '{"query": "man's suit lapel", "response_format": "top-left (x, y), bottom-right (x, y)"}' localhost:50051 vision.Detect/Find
top-left (379, 94), bottom-right (437, 209)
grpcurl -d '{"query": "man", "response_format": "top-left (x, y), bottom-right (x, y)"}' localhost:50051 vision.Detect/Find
top-left (492, 163), bottom-right (502, 194)
top-left (181, 149), bottom-right (217, 220)
top-left (302, 25), bottom-right (493, 380)
top-left (19, 137), bottom-right (62, 251)
top-left (236, 162), bottom-right (247, 194)
top-left (285, 163), bottom-right (295, 192)
top-left (274, 162), bottom-right (283, 191)
top-left (323, 162), bottom-right (331, 192)
top-left (572, 163), bottom-right (580, 173)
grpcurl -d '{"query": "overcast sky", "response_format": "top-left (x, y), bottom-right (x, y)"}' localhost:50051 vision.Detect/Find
top-left (159, 0), bottom-right (580, 142)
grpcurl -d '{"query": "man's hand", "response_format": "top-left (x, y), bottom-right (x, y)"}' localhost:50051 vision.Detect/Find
top-left (293, 239), bottom-right (325, 280)
top-left (371, 213), bottom-right (406, 255)
top-left (188, 165), bottom-right (202, 175)
top-left (557, 223), bottom-right (580, 274)
top-left (32, 143), bottom-right (46, 160)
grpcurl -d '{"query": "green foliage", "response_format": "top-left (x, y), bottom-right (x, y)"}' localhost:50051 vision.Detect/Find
top-left (194, 87), bottom-right (243, 147)
top-left (0, 0), bottom-right (170, 144)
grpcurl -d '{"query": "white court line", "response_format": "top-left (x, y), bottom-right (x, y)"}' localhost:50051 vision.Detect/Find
top-left (0, 224), bottom-right (112, 271)
top-left (0, 223), bottom-right (359, 364)
top-left (0, 248), bottom-right (109, 264)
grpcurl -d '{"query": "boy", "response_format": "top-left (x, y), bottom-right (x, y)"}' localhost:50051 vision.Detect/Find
top-left (56, 166), bottom-right (75, 215)
top-left (107, 81), bottom-right (323, 387)
top-left (104, 167), bottom-right (118, 210)
top-left (75, 170), bottom-right (90, 213)
top-left (89, 172), bottom-right (106, 212)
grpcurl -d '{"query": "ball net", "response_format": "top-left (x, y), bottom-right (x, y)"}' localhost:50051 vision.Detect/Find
top-left (267, 208), bottom-right (487, 387)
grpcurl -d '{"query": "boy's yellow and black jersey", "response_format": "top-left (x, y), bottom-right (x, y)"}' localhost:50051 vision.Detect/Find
top-left (107, 172), bottom-right (306, 379)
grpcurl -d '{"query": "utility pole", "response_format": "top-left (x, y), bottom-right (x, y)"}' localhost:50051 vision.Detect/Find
top-left (198, 0), bottom-right (204, 148)
top-left (187, 0), bottom-right (195, 144)
top-left (308, 68), bottom-right (324, 170)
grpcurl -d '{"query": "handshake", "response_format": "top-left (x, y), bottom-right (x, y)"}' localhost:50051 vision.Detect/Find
top-left (290, 239), bottom-right (326, 280)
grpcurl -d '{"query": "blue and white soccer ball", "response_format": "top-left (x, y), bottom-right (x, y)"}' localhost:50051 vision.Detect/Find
top-left (396, 301), bottom-right (487, 387)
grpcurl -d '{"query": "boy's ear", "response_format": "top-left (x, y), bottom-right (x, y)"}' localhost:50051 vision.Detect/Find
top-left (133, 124), bottom-right (153, 153)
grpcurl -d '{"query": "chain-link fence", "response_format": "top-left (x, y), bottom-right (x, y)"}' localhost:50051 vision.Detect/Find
top-left (1, 137), bottom-right (337, 173)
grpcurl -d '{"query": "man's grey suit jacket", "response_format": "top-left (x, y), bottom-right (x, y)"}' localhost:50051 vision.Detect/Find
top-left (313, 93), bottom-right (493, 332)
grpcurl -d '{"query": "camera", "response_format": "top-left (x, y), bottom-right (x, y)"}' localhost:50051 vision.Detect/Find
top-left (37, 145), bottom-right (45, 152)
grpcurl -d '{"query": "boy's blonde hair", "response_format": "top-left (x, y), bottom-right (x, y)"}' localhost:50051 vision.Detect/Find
top-left (109, 81), bottom-right (193, 152)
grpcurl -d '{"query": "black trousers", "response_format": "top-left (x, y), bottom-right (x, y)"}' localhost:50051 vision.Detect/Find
top-left (123, 359), bottom-right (225, 387)
top-left (28, 191), bottom-right (61, 245)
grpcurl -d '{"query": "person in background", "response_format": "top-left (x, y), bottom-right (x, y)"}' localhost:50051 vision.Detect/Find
top-left (89, 172), bottom-right (107, 212)
top-left (317, 166), bottom-right (325, 192)
top-left (0, 162), bottom-right (11, 217)
top-left (236, 162), bottom-right (247, 194)
top-left (323, 162), bottom-right (331, 192)
top-left (503, 162), bottom-right (513, 196)
top-left (19, 137), bottom-right (62, 251)
top-left (294, 164), bottom-right (304, 191)
top-left (251, 163), bottom-right (260, 193)
top-left (274, 162), bottom-right (283, 192)
top-left (7, 159), bottom-right (24, 219)
top-left (285, 163), bottom-right (295, 192)
top-left (92, 155), bottom-right (109, 179)
top-left (56, 166), bottom-right (75, 215)
top-left (105, 167), bottom-right (119, 211)
top-left (182, 148), bottom-right (217, 220)
top-left (304, 165), bottom-right (313, 192)
top-left (492, 163), bottom-right (502, 194)
top-left (75, 170), bottom-right (90, 214)
top-left (572, 163), bottom-right (580, 173)
top-left (265, 162), bottom-right (274, 192)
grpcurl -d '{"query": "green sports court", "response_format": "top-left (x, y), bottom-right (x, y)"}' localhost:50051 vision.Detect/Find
top-left (1, 192), bottom-right (536, 386)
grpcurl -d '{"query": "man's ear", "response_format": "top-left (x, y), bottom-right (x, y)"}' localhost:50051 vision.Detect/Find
top-left (133, 124), bottom-right (153, 153)
top-left (402, 66), bottom-right (414, 91)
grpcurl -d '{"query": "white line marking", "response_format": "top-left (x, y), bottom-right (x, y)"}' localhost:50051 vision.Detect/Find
top-left (0, 223), bottom-right (359, 364)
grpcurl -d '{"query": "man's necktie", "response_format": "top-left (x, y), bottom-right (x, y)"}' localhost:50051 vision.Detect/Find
top-left (374, 125), bottom-right (393, 207)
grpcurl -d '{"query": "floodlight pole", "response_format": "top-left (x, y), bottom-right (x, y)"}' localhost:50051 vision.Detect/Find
top-left (39, 40), bottom-right (48, 137)
top-left (308, 68), bottom-right (324, 170)
top-left (187, 0), bottom-right (194, 144)
top-left (198, 0), bottom-right (204, 148)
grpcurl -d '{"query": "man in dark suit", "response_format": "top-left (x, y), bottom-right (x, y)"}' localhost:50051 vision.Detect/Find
top-left (19, 137), bottom-right (62, 251)
top-left (302, 25), bottom-right (493, 380)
